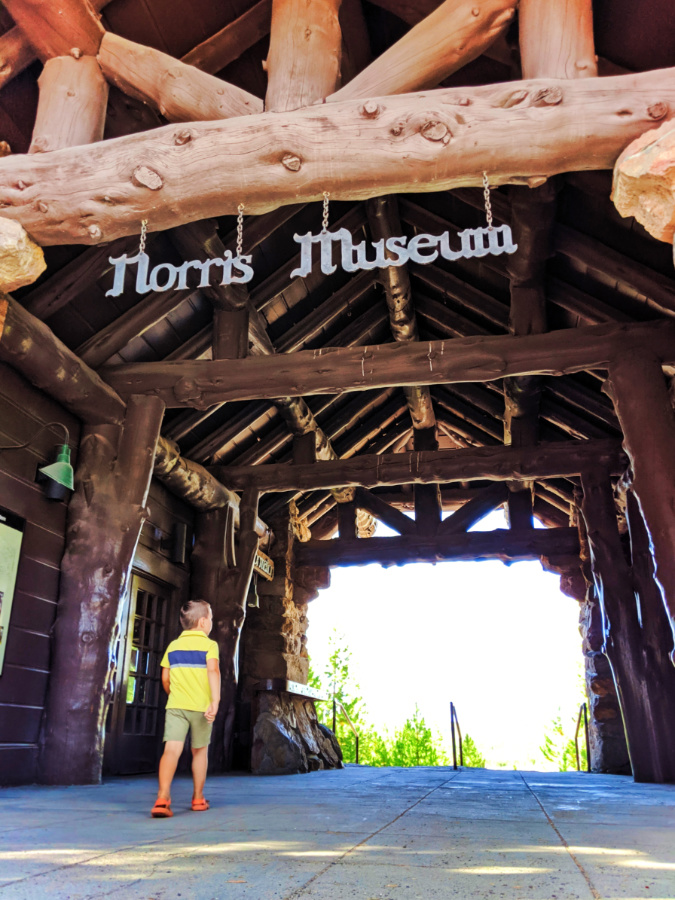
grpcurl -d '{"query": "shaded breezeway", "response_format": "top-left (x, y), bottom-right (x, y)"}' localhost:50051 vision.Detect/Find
top-left (1, 767), bottom-right (674, 899)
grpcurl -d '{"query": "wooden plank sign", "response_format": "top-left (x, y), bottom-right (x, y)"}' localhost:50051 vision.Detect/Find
top-left (253, 548), bottom-right (274, 582)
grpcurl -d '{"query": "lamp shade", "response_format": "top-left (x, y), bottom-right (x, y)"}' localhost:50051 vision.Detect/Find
top-left (38, 443), bottom-right (74, 499)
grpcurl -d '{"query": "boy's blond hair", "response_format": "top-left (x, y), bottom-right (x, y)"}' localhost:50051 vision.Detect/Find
top-left (179, 599), bottom-right (210, 630)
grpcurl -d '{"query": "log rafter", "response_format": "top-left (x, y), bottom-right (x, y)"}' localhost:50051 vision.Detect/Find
top-left (2, 69), bottom-right (675, 245)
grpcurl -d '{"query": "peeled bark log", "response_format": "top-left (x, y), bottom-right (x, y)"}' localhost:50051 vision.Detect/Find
top-left (153, 435), bottom-right (268, 538)
top-left (0, 25), bottom-right (40, 90)
top-left (0, 293), bottom-right (125, 424)
top-left (2, 69), bottom-right (675, 244)
top-left (607, 350), bottom-right (675, 652)
top-left (296, 527), bottom-right (579, 566)
top-left (581, 468), bottom-right (675, 783)
top-left (40, 395), bottom-right (164, 784)
top-left (519, 0), bottom-right (597, 80)
top-left (354, 486), bottom-right (417, 536)
top-left (101, 321), bottom-right (675, 409)
top-left (612, 120), bottom-right (675, 244)
top-left (215, 439), bottom-right (626, 493)
top-left (439, 482), bottom-right (509, 534)
top-left (329, 0), bottom-right (517, 101)
top-left (2, 0), bottom-right (104, 61)
top-left (182, 0), bottom-right (272, 74)
top-left (0, 218), bottom-right (45, 291)
top-left (367, 196), bottom-right (436, 432)
top-left (265, 0), bottom-right (342, 112)
top-left (29, 56), bottom-right (108, 154)
top-left (97, 32), bottom-right (263, 124)
top-left (192, 491), bottom-right (260, 771)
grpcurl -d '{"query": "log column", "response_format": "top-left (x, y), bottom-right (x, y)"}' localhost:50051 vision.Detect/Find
top-left (575, 503), bottom-right (630, 774)
top-left (41, 395), bottom-right (165, 784)
top-left (606, 350), bottom-right (675, 654)
top-left (238, 510), bottom-right (340, 774)
top-left (191, 490), bottom-right (259, 771)
top-left (580, 467), bottom-right (675, 782)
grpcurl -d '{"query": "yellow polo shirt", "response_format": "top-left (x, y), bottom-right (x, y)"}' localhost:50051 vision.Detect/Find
top-left (161, 630), bottom-right (219, 712)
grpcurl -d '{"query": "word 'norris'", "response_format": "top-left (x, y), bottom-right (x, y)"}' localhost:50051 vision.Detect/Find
top-left (290, 225), bottom-right (518, 278)
top-left (105, 250), bottom-right (253, 297)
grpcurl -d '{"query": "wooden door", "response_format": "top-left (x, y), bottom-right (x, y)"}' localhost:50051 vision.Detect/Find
top-left (104, 573), bottom-right (177, 775)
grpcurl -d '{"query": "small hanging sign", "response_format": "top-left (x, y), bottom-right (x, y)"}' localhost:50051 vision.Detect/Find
top-left (106, 179), bottom-right (517, 298)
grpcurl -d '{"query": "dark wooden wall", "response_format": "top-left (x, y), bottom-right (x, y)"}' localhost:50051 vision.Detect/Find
top-left (0, 363), bottom-right (80, 785)
top-left (0, 361), bottom-right (194, 784)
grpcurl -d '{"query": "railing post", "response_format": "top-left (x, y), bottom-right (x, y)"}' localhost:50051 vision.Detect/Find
top-left (583, 702), bottom-right (591, 773)
top-left (450, 702), bottom-right (457, 771)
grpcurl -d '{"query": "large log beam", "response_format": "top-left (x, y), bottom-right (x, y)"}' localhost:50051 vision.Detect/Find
top-left (295, 527), bottom-right (580, 567)
top-left (213, 439), bottom-right (626, 493)
top-left (329, 0), bottom-right (517, 101)
top-left (265, 0), bottom-right (342, 112)
top-left (2, 69), bottom-right (675, 244)
top-left (0, 293), bottom-right (125, 424)
top-left (101, 321), bottom-right (675, 408)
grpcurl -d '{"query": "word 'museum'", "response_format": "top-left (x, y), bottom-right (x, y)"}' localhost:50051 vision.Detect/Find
top-left (106, 225), bottom-right (517, 297)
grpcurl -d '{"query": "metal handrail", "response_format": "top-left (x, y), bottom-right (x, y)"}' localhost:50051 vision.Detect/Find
top-left (574, 701), bottom-right (591, 772)
top-left (450, 701), bottom-right (464, 770)
top-left (332, 696), bottom-right (359, 764)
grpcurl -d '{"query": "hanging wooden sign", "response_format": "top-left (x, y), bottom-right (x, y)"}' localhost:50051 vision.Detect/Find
top-left (105, 225), bottom-right (517, 296)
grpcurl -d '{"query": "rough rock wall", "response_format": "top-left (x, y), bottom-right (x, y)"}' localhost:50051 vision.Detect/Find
top-left (240, 510), bottom-right (340, 774)
top-left (544, 545), bottom-right (630, 775)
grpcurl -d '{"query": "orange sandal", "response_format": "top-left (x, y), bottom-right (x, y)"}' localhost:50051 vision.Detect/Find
top-left (151, 798), bottom-right (173, 818)
top-left (191, 798), bottom-right (210, 812)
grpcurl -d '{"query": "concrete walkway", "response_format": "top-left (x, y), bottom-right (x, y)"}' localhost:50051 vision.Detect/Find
top-left (1, 767), bottom-right (674, 900)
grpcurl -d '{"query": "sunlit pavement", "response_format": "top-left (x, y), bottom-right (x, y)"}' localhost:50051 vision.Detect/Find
top-left (1, 767), bottom-right (675, 900)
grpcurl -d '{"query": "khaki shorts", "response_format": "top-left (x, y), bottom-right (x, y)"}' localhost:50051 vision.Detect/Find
top-left (163, 708), bottom-right (213, 749)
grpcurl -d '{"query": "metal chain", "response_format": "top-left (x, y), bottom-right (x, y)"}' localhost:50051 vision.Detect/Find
top-left (236, 204), bottom-right (245, 257)
top-left (322, 191), bottom-right (330, 234)
top-left (482, 172), bottom-right (493, 231)
top-left (139, 219), bottom-right (148, 254)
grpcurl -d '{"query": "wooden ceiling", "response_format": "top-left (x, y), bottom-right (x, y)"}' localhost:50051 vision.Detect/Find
top-left (2, 0), bottom-right (675, 535)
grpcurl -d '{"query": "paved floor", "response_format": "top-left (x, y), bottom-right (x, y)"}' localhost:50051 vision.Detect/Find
top-left (1, 767), bottom-right (674, 899)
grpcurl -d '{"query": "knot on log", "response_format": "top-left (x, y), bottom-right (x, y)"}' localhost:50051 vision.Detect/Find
top-left (495, 89), bottom-right (529, 109)
top-left (360, 101), bottom-right (381, 119)
top-left (421, 120), bottom-right (450, 142)
top-left (174, 377), bottom-right (202, 404)
top-left (70, 48), bottom-right (83, 59)
top-left (282, 154), bottom-right (302, 172)
top-left (87, 224), bottom-right (102, 241)
top-left (132, 166), bottom-right (163, 190)
top-left (648, 102), bottom-right (669, 120)
top-left (532, 88), bottom-right (563, 107)
top-left (174, 129), bottom-right (194, 145)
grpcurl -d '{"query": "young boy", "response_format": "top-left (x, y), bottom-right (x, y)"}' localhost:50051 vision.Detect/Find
top-left (151, 599), bottom-right (220, 818)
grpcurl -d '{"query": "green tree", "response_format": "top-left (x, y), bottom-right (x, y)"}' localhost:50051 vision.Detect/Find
top-left (540, 713), bottom-right (587, 772)
top-left (461, 734), bottom-right (486, 768)
top-left (388, 706), bottom-right (450, 767)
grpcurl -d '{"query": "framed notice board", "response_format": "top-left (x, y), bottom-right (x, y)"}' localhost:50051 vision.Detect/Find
top-left (0, 507), bottom-right (24, 677)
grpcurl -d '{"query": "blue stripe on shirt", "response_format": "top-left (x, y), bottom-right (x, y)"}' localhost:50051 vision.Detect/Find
top-left (168, 649), bottom-right (208, 668)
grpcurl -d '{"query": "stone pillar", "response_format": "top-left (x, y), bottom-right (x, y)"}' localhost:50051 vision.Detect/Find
top-left (544, 520), bottom-right (630, 775)
top-left (238, 510), bottom-right (342, 774)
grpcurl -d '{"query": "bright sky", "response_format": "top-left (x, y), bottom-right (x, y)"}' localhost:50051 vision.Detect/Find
top-left (306, 510), bottom-right (585, 770)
